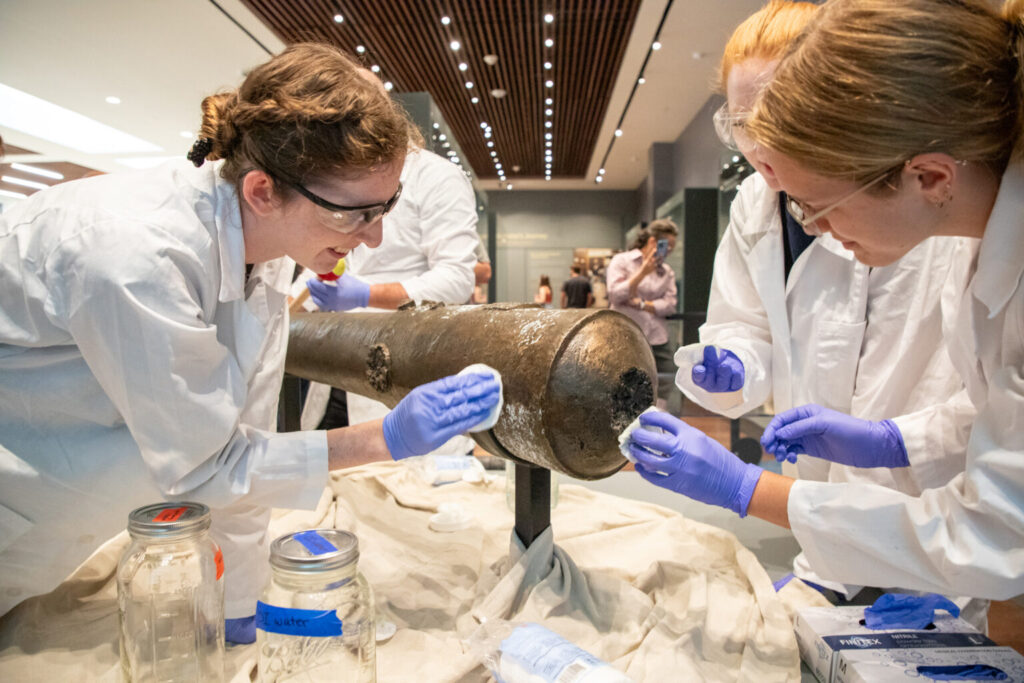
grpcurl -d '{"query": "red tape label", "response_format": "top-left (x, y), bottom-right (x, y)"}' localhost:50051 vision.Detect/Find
top-left (153, 506), bottom-right (187, 523)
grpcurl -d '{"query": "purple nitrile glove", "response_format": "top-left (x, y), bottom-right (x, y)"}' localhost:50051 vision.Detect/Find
top-left (759, 404), bottom-right (909, 468)
top-left (863, 593), bottom-right (960, 630)
top-left (307, 273), bottom-right (371, 311)
top-left (383, 373), bottom-right (501, 461)
top-left (692, 345), bottom-right (745, 392)
top-left (628, 411), bottom-right (764, 517)
top-left (225, 615), bottom-right (256, 644)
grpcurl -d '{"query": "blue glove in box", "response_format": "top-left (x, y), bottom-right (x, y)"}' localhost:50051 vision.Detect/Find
top-left (795, 606), bottom-right (1001, 683)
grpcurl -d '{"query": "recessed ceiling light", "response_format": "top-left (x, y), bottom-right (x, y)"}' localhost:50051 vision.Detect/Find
top-left (614, 129), bottom-right (623, 137)
top-left (545, 38), bottom-right (554, 48)
top-left (545, 176), bottom-right (551, 181)
top-left (0, 83), bottom-right (160, 154)
top-left (465, 81), bottom-right (474, 89)
top-left (545, 108), bottom-right (553, 116)
top-left (545, 121), bottom-right (552, 128)
top-left (371, 65), bottom-right (380, 73)
top-left (545, 133), bottom-right (552, 140)
top-left (638, 77), bottom-right (646, 85)
top-left (480, 122), bottom-right (489, 129)
top-left (333, 13), bottom-right (344, 23)
top-left (545, 80), bottom-right (553, 88)
top-left (0, 189), bottom-right (27, 199)
top-left (11, 163), bottom-right (63, 180)
top-left (545, 97), bottom-right (553, 105)
top-left (450, 40), bottom-right (461, 51)
top-left (459, 62), bottom-right (468, 71)
top-left (544, 62), bottom-right (552, 70)
top-left (433, 122), bottom-right (440, 129)
top-left (487, 141), bottom-right (494, 147)
top-left (595, 176), bottom-right (604, 183)
top-left (2, 175), bottom-right (49, 191)
top-left (471, 97), bottom-right (479, 104)
top-left (652, 41), bottom-right (662, 50)
top-left (356, 45), bottom-right (366, 54)
top-left (544, 13), bottom-right (554, 23)
top-left (490, 88), bottom-right (507, 98)
top-left (384, 82), bottom-right (394, 91)
top-left (439, 134), bottom-right (447, 141)
top-left (105, 96), bottom-right (121, 105)
top-left (490, 151), bottom-right (497, 157)
top-left (441, 15), bottom-right (451, 25)
top-left (545, 141), bottom-right (552, 147)
top-left (599, 168), bottom-right (606, 175)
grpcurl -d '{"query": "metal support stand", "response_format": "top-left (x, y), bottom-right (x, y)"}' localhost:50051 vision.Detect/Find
top-left (279, 374), bottom-right (303, 433)
top-left (514, 463), bottom-right (551, 547)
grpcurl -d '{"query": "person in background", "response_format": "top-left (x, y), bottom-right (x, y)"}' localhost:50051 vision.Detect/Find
top-left (298, 80), bottom-right (480, 437)
top-left (561, 265), bottom-right (593, 309)
top-left (607, 219), bottom-right (679, 409)
top-left (472, 239), bottom-right (491, 303)
top-left (628, 0), bottom-right (1024, 605)
top-left (671, 0), bottom-right (975, 617)
top-left (0, 44), bottom-right (500, 642)
top-left (533, 275), bottom-right (553, 307)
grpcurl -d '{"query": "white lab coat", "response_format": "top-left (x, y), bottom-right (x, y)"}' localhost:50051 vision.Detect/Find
top-left (787, 162), bottom-right (1024, 601)
top-left (675, 173), bottom-right (975, 595)
top-left (0, 160), bottom-right (327, 617)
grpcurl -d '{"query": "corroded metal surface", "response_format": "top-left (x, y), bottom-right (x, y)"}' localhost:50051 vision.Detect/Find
top-left (286, 303), bottom-right (657, 480)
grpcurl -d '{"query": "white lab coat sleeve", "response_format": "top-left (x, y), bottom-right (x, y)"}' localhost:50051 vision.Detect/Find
top-left (674, 184), bottom-right (772, 419)
top-left (891, 388), bottom-right (975, 491)
top-left (789, 359), bottom-right (1024, 600)
top-left (56, 222), bottom-right (327, 511)
top-left (397, 162), bottom-right (478, 304)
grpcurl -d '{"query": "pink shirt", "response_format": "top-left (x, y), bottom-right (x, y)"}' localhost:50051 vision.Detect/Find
top-left (606, 249), bottom-right (678, 345)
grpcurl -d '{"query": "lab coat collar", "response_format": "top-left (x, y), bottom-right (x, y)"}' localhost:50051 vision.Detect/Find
top-left (973, 162), bottom-right (1024, 319)
top-left (815, 233), bottom-right (857, 261)
top-left (211, 170), bottom-right (248, 304)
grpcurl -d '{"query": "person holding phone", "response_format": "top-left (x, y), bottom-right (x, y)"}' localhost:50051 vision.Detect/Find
top-left (606, 219), bottom-right (679, 408)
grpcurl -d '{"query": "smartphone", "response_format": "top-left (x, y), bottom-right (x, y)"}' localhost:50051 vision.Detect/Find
top-left (655, 238), bottom-right (669, 261)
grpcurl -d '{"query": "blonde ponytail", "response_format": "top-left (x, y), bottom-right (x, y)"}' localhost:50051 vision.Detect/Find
top-left (747, 0), bottom-right (1023, 183)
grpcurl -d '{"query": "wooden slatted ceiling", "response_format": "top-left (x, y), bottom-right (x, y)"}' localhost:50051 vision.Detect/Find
top-left (239, 0), bottom-right (641, 180)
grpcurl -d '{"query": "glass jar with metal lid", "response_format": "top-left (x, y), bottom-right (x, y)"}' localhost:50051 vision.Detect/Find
top-left (118, 501), bottom-right (225, 683)
top-left (257, 529), bottom-right (375, 682)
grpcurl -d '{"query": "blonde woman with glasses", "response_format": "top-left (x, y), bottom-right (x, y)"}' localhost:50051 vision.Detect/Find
top-left (669, 0), bottom-right (981, 618)
top-left (627, 0), bottom-right (1024, 604)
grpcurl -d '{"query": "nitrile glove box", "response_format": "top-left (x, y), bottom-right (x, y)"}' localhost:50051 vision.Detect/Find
top-left (836, 646), bottom-right (1024, 682)
top-left (795, 606), bottom-right (995, 683)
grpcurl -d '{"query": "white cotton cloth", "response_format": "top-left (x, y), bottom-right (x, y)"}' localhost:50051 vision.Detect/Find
top-left (458, 363), bottom-right (504, 432)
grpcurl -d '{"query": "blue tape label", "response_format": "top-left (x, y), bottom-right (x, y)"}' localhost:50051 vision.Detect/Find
top-left (256, 602), bottom-right (344, 637)
top-left (293, 530), bottom-right (338, 556)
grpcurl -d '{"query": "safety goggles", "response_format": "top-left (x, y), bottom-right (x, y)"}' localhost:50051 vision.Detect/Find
top-left (712, 102), bottom-right (753, 153)
top-left (785, 169), bottom-right (895, 237)
top-left (290, 181), bottom-right (403, 233)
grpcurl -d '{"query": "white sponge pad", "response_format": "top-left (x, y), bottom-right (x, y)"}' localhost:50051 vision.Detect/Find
top-left (617, 406), bottom-right (666, 463)
top-left (458, 363), bottom-right (504, 432)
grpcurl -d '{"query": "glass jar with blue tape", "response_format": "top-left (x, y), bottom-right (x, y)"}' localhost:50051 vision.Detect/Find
top-left (118, 501), bottom-right (225, 683)
top-left (257, 529), bottom-right (376, 682)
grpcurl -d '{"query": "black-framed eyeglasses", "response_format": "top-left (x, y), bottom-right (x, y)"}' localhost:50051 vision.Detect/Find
top-left (290, 181), bottom-right (403, 233)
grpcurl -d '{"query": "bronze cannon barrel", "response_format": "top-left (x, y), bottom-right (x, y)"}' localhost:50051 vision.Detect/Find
top-left (286, 303), bottom-right (657, 480)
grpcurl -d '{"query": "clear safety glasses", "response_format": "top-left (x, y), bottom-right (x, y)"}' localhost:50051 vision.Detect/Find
top-left (713, 102), bottom-right (754, 153)
top-left (291, 181), bottom-right (403, 234)
top-left (785, 169), bottom-right (896, 236)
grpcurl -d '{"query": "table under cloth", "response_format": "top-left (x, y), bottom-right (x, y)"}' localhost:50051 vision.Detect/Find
top-left (0, 461), bottom-right (819, 681)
